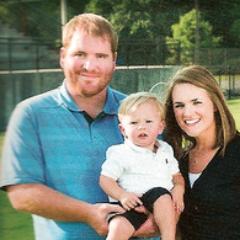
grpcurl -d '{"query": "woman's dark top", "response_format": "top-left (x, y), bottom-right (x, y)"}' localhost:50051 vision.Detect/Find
top-left (179, 133), bottom-right (240, 240)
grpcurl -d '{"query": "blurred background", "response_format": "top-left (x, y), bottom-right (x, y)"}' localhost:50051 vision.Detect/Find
top-left (0, 0), bottom-right (240, 130)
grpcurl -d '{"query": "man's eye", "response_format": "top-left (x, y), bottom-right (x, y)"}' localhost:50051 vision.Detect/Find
top-left (97, 54), bottom-right (108, 59)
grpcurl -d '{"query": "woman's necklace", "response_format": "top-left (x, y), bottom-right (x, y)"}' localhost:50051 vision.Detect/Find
top-left (189, 147), bottom-right (219, 172)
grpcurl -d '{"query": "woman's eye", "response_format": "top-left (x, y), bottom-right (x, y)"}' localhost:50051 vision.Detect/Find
top-left (174, 104), bottom-right (184, 108)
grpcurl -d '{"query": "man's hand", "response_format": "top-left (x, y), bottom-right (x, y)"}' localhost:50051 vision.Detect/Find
top-left (87, 203), bottom-right (125, 236)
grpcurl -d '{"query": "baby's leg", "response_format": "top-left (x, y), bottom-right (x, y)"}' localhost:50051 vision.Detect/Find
top-left (107, 216), bottom-right (135, 240)
top-left (153, 194), bottom-right (176, 240)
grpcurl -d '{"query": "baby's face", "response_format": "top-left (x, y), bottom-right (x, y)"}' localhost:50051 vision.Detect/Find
top-left (119, 101), bottom-right (164, 151)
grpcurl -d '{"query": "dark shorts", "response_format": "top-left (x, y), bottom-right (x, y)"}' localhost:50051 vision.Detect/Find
top-left (109, 187), bottom-right (171, 230)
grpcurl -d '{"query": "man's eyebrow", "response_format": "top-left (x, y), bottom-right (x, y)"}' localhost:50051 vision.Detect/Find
top-left (96, 52), bottom-right (109, 56)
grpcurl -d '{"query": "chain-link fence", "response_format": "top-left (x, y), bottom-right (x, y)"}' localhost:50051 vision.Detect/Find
top-left (1, 0), bottom-right (240, 132)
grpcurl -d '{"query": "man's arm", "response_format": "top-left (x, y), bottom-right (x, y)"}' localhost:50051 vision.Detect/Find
top-left (6, 183), bottom-right (124, 236)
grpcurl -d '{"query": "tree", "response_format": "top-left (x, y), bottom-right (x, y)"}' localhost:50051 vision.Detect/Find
top-left (166, 9), bottom-right (221, 64)
top-left (230, 19), bottom-right (240, 43)
top-left (85, 0), bottom-right (192, 65)
top-left (199, 0), bottom-right (240, 47)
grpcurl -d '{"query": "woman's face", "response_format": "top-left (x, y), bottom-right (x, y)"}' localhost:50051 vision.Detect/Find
top-left (172, 83), bottom-right (216, 139)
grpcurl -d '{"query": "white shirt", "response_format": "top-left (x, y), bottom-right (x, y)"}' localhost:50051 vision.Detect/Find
top-left (101, 139), bottom-right (179, 200)
top-left (189, 172), bottom-right (202, 188)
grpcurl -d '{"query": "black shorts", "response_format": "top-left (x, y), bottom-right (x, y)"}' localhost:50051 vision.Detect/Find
top-left (108, 187), bottom-right (171, 230)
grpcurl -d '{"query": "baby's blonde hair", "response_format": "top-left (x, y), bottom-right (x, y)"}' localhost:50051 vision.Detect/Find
top-left (118, 92), bottom-right (165, 122)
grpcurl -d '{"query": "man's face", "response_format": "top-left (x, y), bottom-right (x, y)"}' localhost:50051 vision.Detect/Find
top-left (60, 29), bottom-right (116, 98)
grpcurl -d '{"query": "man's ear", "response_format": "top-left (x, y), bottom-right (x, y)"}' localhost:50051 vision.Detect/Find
top-left (59, 47), bottom-right (65, 69)
top-left (113, 52), bottom-right (117, 70)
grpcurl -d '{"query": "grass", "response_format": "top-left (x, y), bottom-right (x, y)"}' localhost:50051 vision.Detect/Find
top-left (0, 133), bottom-right (34, 239)
top-left (0, 192), bottom-right (34, 240)
top-left (0, 98), bottom-right (239, 239)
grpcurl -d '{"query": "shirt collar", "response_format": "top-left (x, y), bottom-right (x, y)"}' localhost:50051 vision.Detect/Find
top-left (103, 87), bottom-right (120, 116)
top-left (125, 139), bottom-right (160, 154)
top-left (59, 81), bottom-right (80, 112)
top-left (59, 80), bottom-right (119, 116)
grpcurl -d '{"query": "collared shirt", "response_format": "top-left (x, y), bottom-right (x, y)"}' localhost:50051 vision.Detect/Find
top-left (0, 82), bottom-right (125, 240)
top-left (101, 139), bottom-right (180, 200)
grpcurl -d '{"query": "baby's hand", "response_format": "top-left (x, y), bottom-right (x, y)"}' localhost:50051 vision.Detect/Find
top-left (119, 192), bottom-right (142, 211)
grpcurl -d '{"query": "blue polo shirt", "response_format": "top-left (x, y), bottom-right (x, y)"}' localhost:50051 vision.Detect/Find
top-left (0, 82), bottom-right (126, 239)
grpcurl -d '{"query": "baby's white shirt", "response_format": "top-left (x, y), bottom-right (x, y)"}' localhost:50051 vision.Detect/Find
top-left (101, 139), bottom-right (179, 201)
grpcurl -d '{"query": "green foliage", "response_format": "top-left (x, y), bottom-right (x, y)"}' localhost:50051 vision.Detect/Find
top-left (166, 9), bottom-right (221, 64)
top-left (0, 0), bottom-right (240, 50)
top-left (85, 0), bottom-right (191, 64)
top-left (230, 19), bottom-right (240, 43)
top-left (0, 1), bottom-right (61, 44)
top-left (85, 0), bottom-right (189, 41)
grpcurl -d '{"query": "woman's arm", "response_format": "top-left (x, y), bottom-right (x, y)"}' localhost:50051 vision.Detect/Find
top-left (171, 172), bottom-right (185, 215)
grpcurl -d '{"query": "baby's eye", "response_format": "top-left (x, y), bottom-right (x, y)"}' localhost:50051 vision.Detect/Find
top-left (193, 101), bottom-right (202, 105)
top-left (75, 52), bottom-right (85, 57)
top-left (130, 121), bottom-right (138, 125)
top-left (146, 120), bottom-right (153, 123)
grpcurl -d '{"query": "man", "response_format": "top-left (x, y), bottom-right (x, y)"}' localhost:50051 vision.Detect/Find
top-left (0, 14), bottom-right (158, 240)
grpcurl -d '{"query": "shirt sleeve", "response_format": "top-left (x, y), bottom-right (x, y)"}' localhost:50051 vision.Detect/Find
top-left (101, 145), bottom-right (125, 180)
top-left (0, 102), bottom-right (45, 188)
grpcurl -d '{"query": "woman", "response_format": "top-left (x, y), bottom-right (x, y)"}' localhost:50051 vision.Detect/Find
top-left (164, 65), bottom-right (240, 240)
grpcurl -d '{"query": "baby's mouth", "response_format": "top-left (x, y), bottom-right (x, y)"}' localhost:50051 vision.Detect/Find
top-left (139, 133), bottom-right (148, 138)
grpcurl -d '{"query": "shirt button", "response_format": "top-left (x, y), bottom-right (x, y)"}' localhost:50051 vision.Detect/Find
top-left (194, 205), bottom-right (199, 211)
